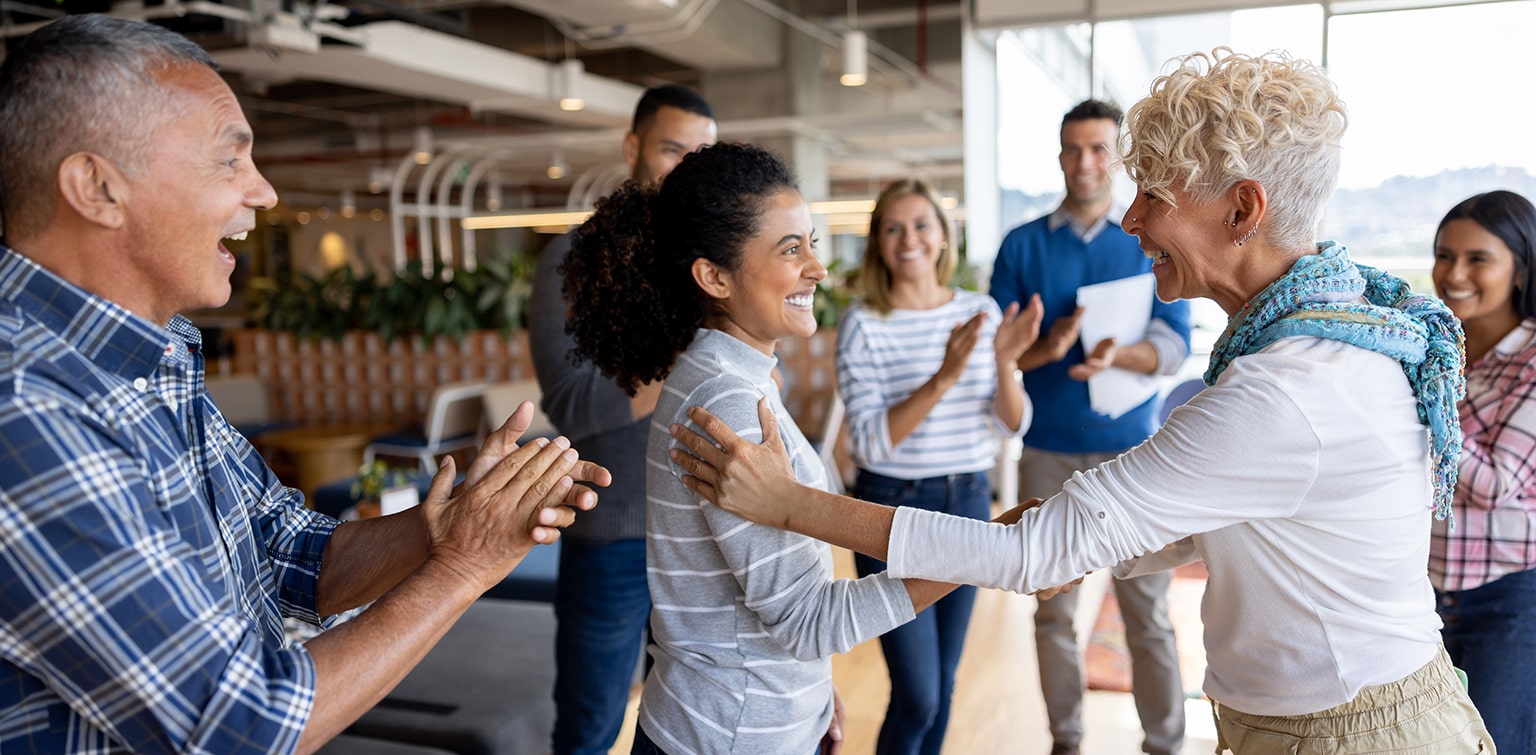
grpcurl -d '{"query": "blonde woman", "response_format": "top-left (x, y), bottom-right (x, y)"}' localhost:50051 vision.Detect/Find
top-left (836, 179), bottom-right (1037, 754)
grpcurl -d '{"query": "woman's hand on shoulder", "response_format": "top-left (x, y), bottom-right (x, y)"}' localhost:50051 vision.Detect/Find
top-left (669, 398), bottom-right (802, 528)
top-left (995, 294), bottom-right (1044, 366)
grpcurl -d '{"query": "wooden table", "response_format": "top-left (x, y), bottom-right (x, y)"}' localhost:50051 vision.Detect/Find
top-left (260, 423), bottom-right (392, 504)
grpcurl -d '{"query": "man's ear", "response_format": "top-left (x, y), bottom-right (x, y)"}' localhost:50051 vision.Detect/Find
top-left (692, 257), bottom-right (732, 301)
top-left (56, 152), bottom-right (128, 229)
top-left (622, 131), bottom-right (640, 174)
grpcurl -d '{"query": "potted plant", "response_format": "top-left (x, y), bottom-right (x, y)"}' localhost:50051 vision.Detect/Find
top-left (349, 459), bottom-right (419, 518)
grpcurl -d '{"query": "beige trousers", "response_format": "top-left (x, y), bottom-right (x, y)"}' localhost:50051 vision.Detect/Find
top-left (1211, 645), bottom-right (1495, 754)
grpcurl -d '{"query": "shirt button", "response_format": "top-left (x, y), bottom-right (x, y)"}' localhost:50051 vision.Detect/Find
top-left (1097, 511), bottom-right (1106, 519)
top-left (133, 377), bottom-right (148, 391)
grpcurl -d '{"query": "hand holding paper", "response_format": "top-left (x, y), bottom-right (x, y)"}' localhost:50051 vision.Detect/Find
top-left (1074, 273), bottom-right (1159, 419)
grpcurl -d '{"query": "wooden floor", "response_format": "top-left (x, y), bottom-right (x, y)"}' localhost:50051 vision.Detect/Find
top-left (606, 547), bottom-right (1218, 754)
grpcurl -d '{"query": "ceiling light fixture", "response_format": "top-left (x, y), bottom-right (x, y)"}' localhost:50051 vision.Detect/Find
top-left (340, 189), bottom-right (356, 219)
top-left (546, 152), bottom-right (568, 180)
top-left (841, 30), bottom-right (868, 87)
top-left (840, 0), bottom-right (866, 87)
top-left (556, 58), bottom-right (586, 112)
top-left (367, 165), bottom-right (392, 194)
top-left (462, 209), bottom-right (591, 230)
top-left (412, 126), bottom-right (433, 165)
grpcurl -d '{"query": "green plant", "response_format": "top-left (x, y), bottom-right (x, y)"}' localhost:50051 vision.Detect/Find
top-left (249, 265), bottom-right (373, 341)
top-left (350, 459), bottom-right (413, 501)
top-left (473, 248), bottom-right (537, 334)
top-left (814, 258), bottom-right (856, 328)
top-left (248, 248), bottom-right (538, 344)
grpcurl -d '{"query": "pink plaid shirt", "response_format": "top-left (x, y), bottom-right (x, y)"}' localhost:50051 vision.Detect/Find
top-left (1430, 318), bottom-right (1536, 592)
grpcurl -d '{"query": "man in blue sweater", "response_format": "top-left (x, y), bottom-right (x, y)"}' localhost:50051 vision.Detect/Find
top-left (528, 85), bottom-right (716, 755)
top-left (990, 99), bottom-right (1191, 755)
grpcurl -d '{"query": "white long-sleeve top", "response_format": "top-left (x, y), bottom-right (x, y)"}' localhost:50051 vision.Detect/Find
top-left (887, 336), bottom-right (1443, 716)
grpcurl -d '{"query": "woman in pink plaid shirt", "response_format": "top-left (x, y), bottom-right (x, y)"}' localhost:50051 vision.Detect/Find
top-left (1429, 189), bottom-right (1536, 755)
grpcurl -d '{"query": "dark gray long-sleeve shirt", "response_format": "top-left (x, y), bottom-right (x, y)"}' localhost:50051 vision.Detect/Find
top-left (527, 232), bottom-right (648, 540)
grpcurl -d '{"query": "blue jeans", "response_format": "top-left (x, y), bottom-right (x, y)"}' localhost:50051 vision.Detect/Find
top-left (552, 536), bottom-right (651, 755)
top-left (852, 469), bottom-right (991, 755)
top-left (1438, 564), bottom-right (1536, 755)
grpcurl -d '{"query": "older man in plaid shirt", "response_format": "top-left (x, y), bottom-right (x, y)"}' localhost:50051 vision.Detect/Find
top-left (0, 15), bottom-right (607, 754)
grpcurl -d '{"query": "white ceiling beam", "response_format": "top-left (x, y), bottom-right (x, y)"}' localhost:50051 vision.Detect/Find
top-left (212, 21), bottom-right (644, 128)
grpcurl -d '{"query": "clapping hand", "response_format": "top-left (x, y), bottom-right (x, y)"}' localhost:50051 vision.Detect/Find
top-left (454, 402), bottom-right (609, 544)
top-left (937, 312), bottom-right (986, 385)
top-left (995, 295), bottom-right (1044, 366)
top-left (1067, 337), bottom-right (1118, 381)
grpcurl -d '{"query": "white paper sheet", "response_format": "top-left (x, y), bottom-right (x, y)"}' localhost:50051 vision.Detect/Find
top-left (1075, 273), bottom-right (1159, 420)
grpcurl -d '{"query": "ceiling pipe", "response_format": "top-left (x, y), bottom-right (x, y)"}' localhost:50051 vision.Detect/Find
top-left (543, 0), bottom-right (720, 49)
top-left (731, 0), bottom-right (959, 96)
top-left (2, 0), bottom-right (366, 45)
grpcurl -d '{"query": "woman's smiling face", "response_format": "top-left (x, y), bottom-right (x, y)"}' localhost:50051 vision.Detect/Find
top-left (1123, 184), bottom-right (1244, 312)
top-left (875, 192), bottom-right (947, 286)
top-left (710, 188), bottom-right (826, 354)
top-left (1433, 217), bottom-right (1519, 330)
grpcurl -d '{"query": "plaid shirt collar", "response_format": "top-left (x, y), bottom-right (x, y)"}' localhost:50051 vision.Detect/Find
top-left (0, 244), bottom-right (198, 377)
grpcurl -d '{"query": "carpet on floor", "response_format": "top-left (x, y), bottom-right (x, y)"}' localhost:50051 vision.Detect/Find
top-left (1084, 561), bottom-right (1208, 697)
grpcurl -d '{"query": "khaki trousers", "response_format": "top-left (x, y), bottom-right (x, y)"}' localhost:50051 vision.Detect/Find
top-left (1212, 645), bottom-right (1495, 754)
top-left (1019, 446), bottom-right (1186, 755)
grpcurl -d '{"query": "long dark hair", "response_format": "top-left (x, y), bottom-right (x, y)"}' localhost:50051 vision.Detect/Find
top-left (1437, 190), bottom-right (1536, 319)
top-left (562, 142), bottom-right (798, 395)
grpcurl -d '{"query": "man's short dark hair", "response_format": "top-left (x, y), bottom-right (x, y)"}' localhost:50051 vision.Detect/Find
top-left (1062, 99), bottom-right (1123, 130)
top-left (631, 85), bottom-right (714, 134)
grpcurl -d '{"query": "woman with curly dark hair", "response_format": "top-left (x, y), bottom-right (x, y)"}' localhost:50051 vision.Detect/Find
top-left (563, 142), bottom-right (953, 755)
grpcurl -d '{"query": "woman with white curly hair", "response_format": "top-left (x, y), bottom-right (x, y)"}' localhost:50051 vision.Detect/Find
top-left (663, 49), bottom-right (1497, 753)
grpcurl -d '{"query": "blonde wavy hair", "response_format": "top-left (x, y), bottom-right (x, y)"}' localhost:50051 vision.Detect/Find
top-left (858, 179), bottom-right (957, 315)
top-left (1122, 48), bottom-right (1348, 249)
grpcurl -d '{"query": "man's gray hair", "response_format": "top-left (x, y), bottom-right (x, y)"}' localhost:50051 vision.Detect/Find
top-left (0, 14), bottom-right (217, 238)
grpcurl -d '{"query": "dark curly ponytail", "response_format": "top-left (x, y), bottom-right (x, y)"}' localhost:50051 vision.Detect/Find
top-left (563, 142), bottom-right (798, 395)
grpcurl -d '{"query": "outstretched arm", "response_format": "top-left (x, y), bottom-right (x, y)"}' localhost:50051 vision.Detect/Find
top-left (670, 399), bottom-right (980, 614)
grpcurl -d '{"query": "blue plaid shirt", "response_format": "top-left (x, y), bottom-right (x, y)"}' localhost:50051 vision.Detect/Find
top-left (0, 246), bottom-right (338, 753)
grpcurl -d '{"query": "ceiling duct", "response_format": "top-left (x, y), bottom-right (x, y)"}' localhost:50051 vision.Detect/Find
top-left (492, 0), bottom-right (781, 71)
top-left (212, 21), bottom-right (645, 128)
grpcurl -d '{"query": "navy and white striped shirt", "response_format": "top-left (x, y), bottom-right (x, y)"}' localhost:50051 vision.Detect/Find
top-left (0, 247), bottom-right (335, 754)
top-left (837, 291), bottom-right (1027, 479)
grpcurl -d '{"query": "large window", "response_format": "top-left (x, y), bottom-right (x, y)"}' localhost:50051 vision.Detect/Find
top-left (1325, 1), bottom-right (1536, 279)
top-left (994, 1), bottom-right (1536, 352)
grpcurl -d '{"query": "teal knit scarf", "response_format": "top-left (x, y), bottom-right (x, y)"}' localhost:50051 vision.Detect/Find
top-left (1204, 241), bottom-right (1466, 522)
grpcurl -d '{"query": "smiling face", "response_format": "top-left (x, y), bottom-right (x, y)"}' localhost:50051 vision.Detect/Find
top-left (1123, 184), bottom-right (1248, 312)
top-left (875, 192), bottom-right (948, 287)
top-left (117, 62), bottom-right (276, 324)
top-left (1059, 118), bottom-right (1118, 209)
top-left (625, 105), bottom-right (718, 185)
top-left (1434, 217), bottom-right (1521, 333)
top-left (709, 188), bottom-right (825, 355)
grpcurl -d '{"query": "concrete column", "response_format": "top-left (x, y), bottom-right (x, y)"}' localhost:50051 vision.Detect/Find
top-left (962, 20), bottom-right (1001, 277)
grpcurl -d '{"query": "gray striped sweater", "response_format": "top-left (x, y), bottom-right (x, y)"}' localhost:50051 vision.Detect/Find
top-left (638, 329), bottom-right (915, 754)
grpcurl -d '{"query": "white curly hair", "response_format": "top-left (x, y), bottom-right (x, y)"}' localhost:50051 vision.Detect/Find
top-left (1122, 48), bottom-right (1348, 249)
